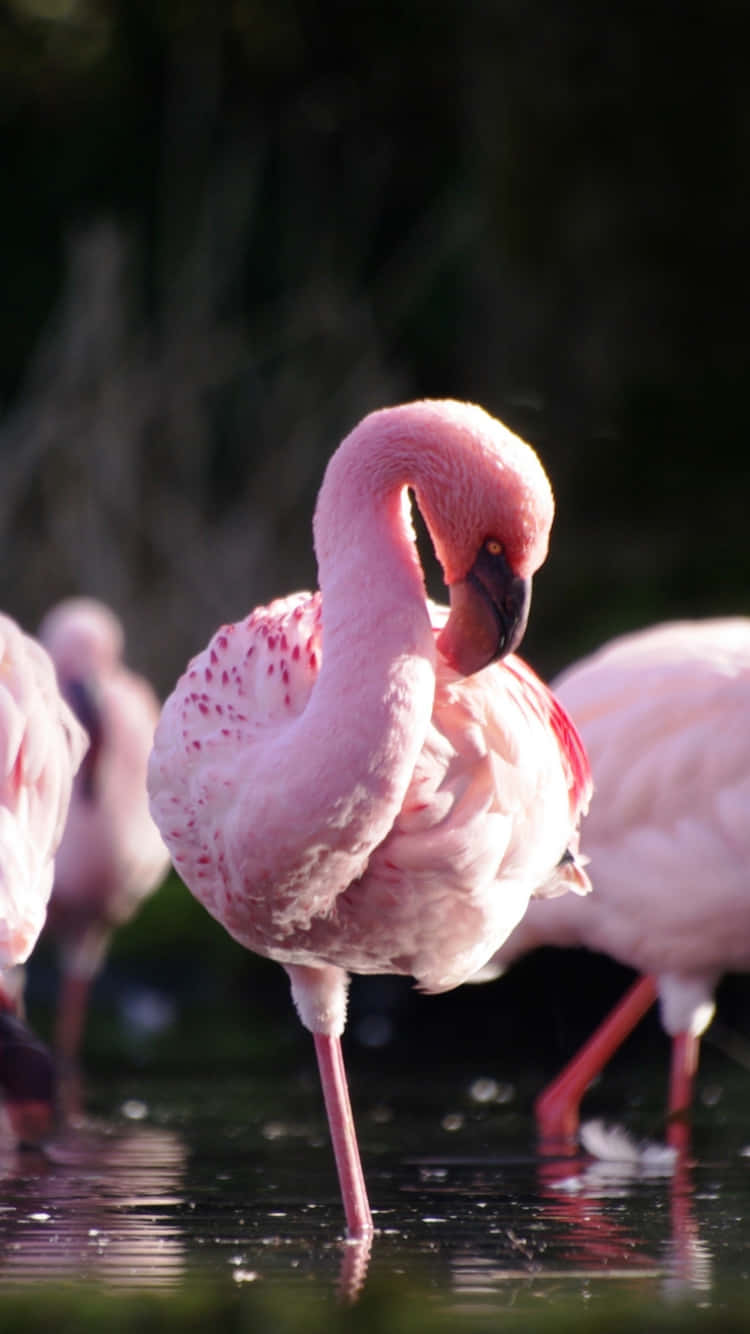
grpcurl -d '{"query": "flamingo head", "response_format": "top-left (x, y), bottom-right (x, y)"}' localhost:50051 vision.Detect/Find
top-left (436, 539), bottom-right (532, 675)
top-left (38, 597), bottom-right (124, 680)
top-left (404, 401), bottom-right (554, 676)
top-left (316, 399), bottom-right (555, 678)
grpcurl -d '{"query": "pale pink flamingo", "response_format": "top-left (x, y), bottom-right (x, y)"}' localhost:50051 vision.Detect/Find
top-left (489, 617), bottom-right (750, 1153)
top-left (0, 611), bottom-right (88, 1140)
top-left (147, 399), bottom-right (592, 1240)
top-left (38, 598), bottom-right (170, 1107)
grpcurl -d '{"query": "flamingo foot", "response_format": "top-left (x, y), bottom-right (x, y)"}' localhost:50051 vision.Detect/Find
top-left (535, 975), bottom-right (659, 1147)
top-left (313, 1032), bottom-right (373, 1241)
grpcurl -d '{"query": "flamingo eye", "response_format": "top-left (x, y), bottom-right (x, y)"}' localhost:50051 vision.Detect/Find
top-left (485, 539), bottom-right (503, 556)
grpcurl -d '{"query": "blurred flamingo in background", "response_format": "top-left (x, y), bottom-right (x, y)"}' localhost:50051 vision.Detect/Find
top-left (489, 617), bottom-right (750, 1153)
top-left (148, 399), bottom-right (591, 1240)
top-left (39, 598), bottom-right (170, 1111)
top-left (0, 612), bottom-right (87, 1141)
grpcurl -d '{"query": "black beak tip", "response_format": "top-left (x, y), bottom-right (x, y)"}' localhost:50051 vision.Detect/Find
top-left (498, 575), bottom-right (532, 658)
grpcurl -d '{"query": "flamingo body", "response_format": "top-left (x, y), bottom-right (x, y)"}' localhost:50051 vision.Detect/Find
top-left (148, 399), bottom-right (591, 1234)
top-left (490, 617), bottom-right (750, 1147)
top-left (38, 599), bottom-right (170, 1087)
top-left (0, 612), bottom-right (88, 1137)
top-left (158, 593), bottom-right (589, 996)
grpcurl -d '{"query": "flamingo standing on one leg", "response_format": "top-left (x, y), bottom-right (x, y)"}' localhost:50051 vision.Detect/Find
top-left (38, 598), bottom-right (171, 1111)
top-left (488, 616), bottom-right (750, 1153)
top-left (0, 612), bottom-right (88, 1141)
top-left (148, 399), bottom-right (592, 1240)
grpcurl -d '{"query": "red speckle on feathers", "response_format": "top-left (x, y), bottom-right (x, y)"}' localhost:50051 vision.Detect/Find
top-left (505, 658), bottom-right (592, 813)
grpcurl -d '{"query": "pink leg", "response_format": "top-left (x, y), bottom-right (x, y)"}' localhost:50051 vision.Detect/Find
top-left (313, 1032), bottom-right (373, 1240)
top-left (665, 1030), bottom-right (699, 1154)
top-left (55, 972), bottom-right (90, 1069)
top-left (55, 972), bottom-right (91, 1118)
top-left (536, 974), bottom-right (659, 1145)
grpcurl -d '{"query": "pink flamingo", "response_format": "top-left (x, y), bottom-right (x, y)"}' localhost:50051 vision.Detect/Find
top-left (147, 399), bottom-right (592, 1239)
top-left (38, 598), bottom-right (170, 1107)
top-left (0, 612), bottom-right (88, 1141)
top-left (490, 617), bottom-right (750, 1153)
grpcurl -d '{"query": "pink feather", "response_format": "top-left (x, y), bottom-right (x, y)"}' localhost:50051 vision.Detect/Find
top-left (148, 398), bottom-right (591, 1236)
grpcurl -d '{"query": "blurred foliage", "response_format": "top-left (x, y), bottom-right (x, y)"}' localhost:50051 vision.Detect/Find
top-left (4, 0), bottom-right (750, 1120)
top-left (0, 0), bottom-right (748, 685)
top-left (0, 1278), bottom-right (748, 1333)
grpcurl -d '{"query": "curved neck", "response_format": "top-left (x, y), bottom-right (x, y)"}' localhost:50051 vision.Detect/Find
top-left (239, 451), bottom-right (438, 921)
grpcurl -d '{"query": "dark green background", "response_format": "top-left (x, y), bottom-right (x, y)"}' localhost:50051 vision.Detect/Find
top-left (1, 0), bottom-right (748, 1098)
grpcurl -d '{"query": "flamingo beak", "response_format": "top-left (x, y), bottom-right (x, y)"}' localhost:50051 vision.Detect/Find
top-left (437, 547), bottom-right (531, 677)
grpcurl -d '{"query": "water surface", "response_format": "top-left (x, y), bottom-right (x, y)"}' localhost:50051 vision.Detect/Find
top-left (0, 1061), bottom-right (748, 1323)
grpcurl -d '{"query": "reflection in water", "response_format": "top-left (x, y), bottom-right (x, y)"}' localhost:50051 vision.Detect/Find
top-left (668, 1161), bottom-right (712, 1297)
top-left (178, 1066), bottom-right (738, 1310)
top-left (443, 1150), bottom-right (664, 1305)
top-left (0, 1114), bottom-right (186, 1287)
top-left (535, 1144), bottom-right (711, 1295)
top-left (0, 1072), bottom-right (738, 1310)
top-left (535, 1152), bottom-right (662, 1274)
top-left (339, 1234), bottom-right (373, 1304)
top-left (417, 1133), bottom-right (714, 1308)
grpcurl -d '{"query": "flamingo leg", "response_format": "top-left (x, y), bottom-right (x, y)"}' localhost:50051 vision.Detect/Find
top-left (665, 1030), bottom-right (699, 1154)
top-left (55, 972), bottom-right (90, 1070)
top-left (535, 974), bottom-right (659, 1145)
top-left (54, 971), bottom-right (91, 1119)
top-left (313, 1032), bottom-right (374, 1240)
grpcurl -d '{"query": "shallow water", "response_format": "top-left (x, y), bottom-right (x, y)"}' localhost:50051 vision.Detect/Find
top-left (0, 1061), bottom-right (748, 1320)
